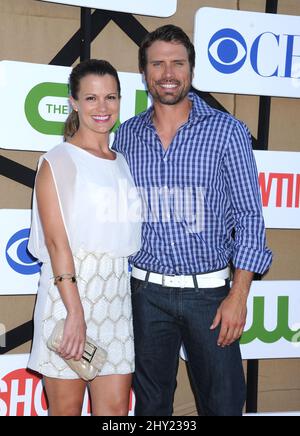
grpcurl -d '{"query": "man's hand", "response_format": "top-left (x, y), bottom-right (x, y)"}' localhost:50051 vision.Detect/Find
top-left (210, 269), bottom-right (253, 347)
top-left (210, 292), bottom-right (248, 347)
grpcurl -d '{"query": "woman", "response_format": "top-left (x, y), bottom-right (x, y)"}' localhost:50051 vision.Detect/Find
top-left (27, 59), bottom-right (141, 416)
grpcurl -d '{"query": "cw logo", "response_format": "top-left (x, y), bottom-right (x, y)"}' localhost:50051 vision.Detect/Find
top-left (25, 82), bottom-right (69, 135)
top-left (25, 82), bottom-right (148, 135)
top-left (241, 296), bottom-right (300, 345)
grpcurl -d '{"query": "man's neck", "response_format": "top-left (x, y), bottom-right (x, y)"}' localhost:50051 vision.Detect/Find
top-left (152, 97), bottom-right (192, 132)
top-left (151, 97), bottom-right (193, 151)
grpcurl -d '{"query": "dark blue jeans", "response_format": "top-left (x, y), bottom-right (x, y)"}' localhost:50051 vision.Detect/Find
top-left (131, 277), bottom-right (246, 416)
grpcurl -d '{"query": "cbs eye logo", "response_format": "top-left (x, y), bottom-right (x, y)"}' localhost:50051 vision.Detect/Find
top-left (6, 229), bottom-right (41, 275)
top-left (208, 28), bottom-right (247, 74)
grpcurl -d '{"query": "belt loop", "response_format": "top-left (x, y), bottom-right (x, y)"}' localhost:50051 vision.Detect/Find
top-left (144, 271), bottom-right (150, 288)
top-left (192, 275), bottom-right (199, 290)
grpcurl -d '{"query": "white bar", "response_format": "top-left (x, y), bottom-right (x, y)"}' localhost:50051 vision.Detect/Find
top-left (39, 0), bottom-right (177, 17)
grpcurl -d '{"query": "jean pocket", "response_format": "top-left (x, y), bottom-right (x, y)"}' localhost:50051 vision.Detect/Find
top-left (198, 281), bottom-right (230, 303)
top-left (130, 277), bottom-right (144, 295)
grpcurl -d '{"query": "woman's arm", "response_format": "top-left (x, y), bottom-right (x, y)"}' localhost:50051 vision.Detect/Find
top-left (36, 159), bottom-right (86, 361)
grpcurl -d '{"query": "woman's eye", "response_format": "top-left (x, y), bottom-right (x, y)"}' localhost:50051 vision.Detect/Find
top-left (107, 96), bottom-right (117, 100)
top-left (87, 96), bottom-right (96, 101)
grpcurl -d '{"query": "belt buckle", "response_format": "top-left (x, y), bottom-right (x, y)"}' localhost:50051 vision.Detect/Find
top-left (162, 274), bottom-right (168, 287)
top-left (162, 274), bottom-right (184, 288)
top-left (162, 273), bottom-right (175, 287)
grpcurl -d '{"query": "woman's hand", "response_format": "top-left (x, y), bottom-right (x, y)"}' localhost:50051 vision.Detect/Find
top-left (58, 311), bottom-right (86, 361)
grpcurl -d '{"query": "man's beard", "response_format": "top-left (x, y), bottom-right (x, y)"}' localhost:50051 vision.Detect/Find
top-left (148, 81), bottom-right (191, 106)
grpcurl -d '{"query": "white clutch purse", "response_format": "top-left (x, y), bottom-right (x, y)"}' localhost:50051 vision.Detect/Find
top-left (47, 319), bottom-right (107, 382)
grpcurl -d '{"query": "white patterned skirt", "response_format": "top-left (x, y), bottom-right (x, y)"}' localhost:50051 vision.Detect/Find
top-left (28, 250), bottom-right (134, 379)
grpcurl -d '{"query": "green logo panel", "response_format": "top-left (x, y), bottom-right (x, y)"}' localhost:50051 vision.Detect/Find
top-left (25, 82), bottom-right (69, 135)
top-left (241, 296), bottom-right (300, 345)
top-left (25, 83), bottom-right (149, 136)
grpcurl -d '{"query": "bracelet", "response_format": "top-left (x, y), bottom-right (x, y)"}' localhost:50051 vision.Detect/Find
top-left (53, 273), bottom-right (77, 286)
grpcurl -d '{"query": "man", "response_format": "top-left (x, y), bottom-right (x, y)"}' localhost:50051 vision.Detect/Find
top-left (113, 25), bottom-right (272, 416)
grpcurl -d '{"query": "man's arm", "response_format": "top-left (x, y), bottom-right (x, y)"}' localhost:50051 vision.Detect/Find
top-left (111, 123), bottom-right (127, 155)
top-left (211, 120), bottom-right (272, 347)
top-left (224, 121), bottom-right (272, 274)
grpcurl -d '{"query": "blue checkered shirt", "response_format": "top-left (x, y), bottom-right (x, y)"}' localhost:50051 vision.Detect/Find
top-left (113, 92), bottom-right (272, 275)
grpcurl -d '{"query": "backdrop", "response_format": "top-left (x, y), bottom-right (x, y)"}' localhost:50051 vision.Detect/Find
top-left (0, 0), bottom-right (300, 415)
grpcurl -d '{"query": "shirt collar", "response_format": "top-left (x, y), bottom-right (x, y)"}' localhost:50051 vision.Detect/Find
top-left (141, 92), bottom-right (216, 127)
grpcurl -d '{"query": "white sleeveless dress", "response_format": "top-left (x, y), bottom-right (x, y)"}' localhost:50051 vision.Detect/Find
top-left (27, 142), bottom-right (141, 379)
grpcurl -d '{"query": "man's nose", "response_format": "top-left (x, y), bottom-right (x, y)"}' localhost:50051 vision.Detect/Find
top-left (163, 64), bottom-right (174, 78)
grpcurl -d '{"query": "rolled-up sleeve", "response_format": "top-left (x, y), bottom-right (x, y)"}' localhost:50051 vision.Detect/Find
top-left (224, 121), bottom-right (273, 274)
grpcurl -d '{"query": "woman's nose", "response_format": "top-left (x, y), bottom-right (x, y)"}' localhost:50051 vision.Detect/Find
top-left (96, 99), bottom-right (108, 112)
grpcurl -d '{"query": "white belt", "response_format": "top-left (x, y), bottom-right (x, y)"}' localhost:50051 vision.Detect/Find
top-left (131, 266), bottom-right (230, 289)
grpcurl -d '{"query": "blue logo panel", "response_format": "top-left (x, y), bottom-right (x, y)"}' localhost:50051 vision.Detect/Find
top-left (208, 28), bottom-right (247, 74)
top-left (6, 228), bottom-right (41, 275)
